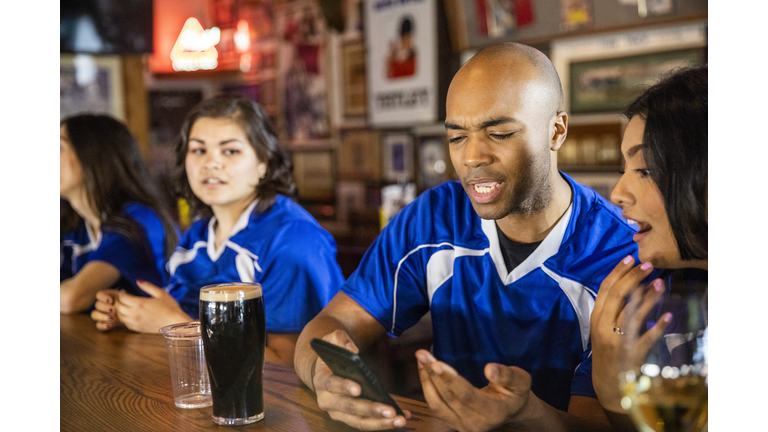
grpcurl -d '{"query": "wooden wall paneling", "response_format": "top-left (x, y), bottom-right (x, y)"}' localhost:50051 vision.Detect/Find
top-left (122, 55), bottom-right (151, 159)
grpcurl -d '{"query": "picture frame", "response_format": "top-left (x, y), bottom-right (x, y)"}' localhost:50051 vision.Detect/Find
top-left (416, 135), bottom-right (450, 190)
top-left (382, 133), bottom-right (414, 182)
top-left (292, 149), bottom-right (335, 200)
top-left (341, 39), bottom-right (367, 119)
top-left (560, 0), bottom-right (594, 33)
top-left (336, 181), bottom-right (367, 224)
top-left (365, 0), bottom-right (439, 126)
top-left (569, 48), bottom-right (704, 113)
top-left (60, 54), bottom-right (125, 120)
top-left (274, 0), bottom-right (331, 140)
top-left (338, 129), bottom-right (381, 181)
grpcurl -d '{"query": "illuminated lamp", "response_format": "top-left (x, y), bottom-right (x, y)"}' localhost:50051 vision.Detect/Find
top-left (234, 19), bottom-right (251, 53)
top-left (170, 17), bottom-right (220, 72)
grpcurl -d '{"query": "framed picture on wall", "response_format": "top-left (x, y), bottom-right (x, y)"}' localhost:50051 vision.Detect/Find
top-left (416, 135), bottom-right (450, 190)
top-left (293, 149), bottom-right (335, 200)
top-left (336, 181), bottom-right (367, 224)
top-left (60, 54), bottom-right (125, 120)
top-left (569, 48), bottom-right (704, 113)
top-left (341, 39), bottom-right (367, 119)
top-left (365, 0), bottom-right (438, 126)
top-left (382, 133), bottom-right (414, 182)
top-left (274, 0), bottom-right (331, 140)
top-left (338, 129), bottom-right (381, 181)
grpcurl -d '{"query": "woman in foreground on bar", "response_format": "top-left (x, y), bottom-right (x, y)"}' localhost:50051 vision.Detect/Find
top-left (60, 114), bottom-right (178, 314)
top-left (590, 66), bottom-right (708, 431)
top-left (91, 95), bottom-right (344, 366)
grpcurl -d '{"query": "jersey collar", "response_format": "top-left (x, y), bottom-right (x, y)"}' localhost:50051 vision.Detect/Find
top-left (206, 199), bottom-right (259, 261)
top-left (481, 203), bottom-right (573, 284)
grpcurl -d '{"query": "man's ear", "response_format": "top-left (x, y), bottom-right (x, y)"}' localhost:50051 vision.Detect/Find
top-left (550, 111), bottom-right (568, 151)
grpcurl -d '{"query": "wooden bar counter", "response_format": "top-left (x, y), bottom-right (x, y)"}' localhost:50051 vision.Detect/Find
top-left (61, 314), bottom-right (451, 431)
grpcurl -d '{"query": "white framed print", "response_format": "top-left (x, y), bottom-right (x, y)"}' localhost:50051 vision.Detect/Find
top-left (365, 0), bottom-right (438, 127)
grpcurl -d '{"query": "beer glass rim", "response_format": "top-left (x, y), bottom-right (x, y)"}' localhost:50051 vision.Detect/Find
top-left (200, 282), bottom-right (263, 302)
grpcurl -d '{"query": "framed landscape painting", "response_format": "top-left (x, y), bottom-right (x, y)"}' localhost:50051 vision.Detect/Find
top-left (569, 48), bottom-right (703, 113)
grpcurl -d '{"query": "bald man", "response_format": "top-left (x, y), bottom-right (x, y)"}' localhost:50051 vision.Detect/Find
top-left (294, 43), bottom-right (638, 431)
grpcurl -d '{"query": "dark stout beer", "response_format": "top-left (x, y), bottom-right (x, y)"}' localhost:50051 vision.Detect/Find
top-left (200, 283), bottom-right (266, 425)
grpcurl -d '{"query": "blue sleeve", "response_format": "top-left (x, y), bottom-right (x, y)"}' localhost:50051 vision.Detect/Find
top-left (167, 275), bottom-right (198, 319)
top-left (123, 204), bottom-right (174, 286)
top-left (90, 230), bottom-right (165, 296)
top-left (570, 345), bottom-right (597, 398)
top-left (259, 221), bottom-right (345, 333)
top-left (341, 199), bottom-right (431, 337)
top-left (60, 237), bottom-right (74, 282)
top-left (165, 226), bottom-right (202, 319)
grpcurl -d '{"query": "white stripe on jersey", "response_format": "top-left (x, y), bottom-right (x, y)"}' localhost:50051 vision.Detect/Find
top-left (425, 247), bottom-right (489, 303)
top-left (391, 203), bottom-right (576, 336)
top-left (206, 200), bottom-right (259, 261)
top-left (540, 265), bottom-right (595, 352)
top-left (391, 242), bottom-right (456, 333)
top-left (168, 241), bottom-right (207, 275)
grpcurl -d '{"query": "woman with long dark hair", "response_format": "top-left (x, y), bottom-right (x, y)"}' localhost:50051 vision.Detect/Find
top-left (60, 114), bottom-right (178, 313)
top-left (91, 95), bottom-right (344, 366)
top-left (590, 66), bottom-right (707, 430)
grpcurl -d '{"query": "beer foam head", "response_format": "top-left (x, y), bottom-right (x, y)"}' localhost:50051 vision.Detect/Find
top-left (200, 283), bottom-right (263, 302)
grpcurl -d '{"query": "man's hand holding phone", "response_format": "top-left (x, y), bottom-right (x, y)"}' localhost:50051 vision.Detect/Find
top-left (311, 330), bottom-right (411, 430)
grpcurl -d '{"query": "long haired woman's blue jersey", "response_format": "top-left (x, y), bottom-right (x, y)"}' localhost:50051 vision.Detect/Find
top-left (60, 202), bottom-right (171, 299)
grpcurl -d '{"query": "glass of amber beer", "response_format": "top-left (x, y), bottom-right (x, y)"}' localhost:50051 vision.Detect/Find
top-left (199, 282), bottom-right (266, 425)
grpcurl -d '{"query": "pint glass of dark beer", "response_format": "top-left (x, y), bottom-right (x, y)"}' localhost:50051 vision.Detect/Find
top-left (199, 282), bottom-right (266, 425)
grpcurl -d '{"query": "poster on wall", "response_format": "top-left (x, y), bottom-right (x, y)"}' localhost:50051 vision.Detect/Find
top-left (365, 0), bottom-right (437, 127)
top-left (275, 0), bottom-right (330, 140)
top-left (60, 54), bottom-right (125, 121)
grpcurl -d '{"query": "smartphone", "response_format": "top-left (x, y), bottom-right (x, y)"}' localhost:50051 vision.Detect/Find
top-left (310, 338), bottom-right (405, 416)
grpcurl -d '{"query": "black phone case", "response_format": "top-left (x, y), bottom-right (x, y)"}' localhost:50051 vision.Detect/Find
top-left (310, 338), bottom-right (405, 416)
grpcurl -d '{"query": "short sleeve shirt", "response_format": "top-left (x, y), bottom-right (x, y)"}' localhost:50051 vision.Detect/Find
top-left (341, 173), bottom-right (639, 411)
top-left (166, 196), bottom-right (345, 333)
top-left (60, 203), bottom-right (171, 300)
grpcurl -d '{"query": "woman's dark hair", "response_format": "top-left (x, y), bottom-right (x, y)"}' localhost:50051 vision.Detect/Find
top-left (625, 65), bottom-right (707, 261)
top-left (175, 94), bottom-right (296, 219)
top-left (60, 114), bottom-right (178, 259)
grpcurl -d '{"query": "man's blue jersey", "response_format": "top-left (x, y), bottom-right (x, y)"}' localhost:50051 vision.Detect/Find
top-left (166, 196), bottom-right (345, 333)
top-left (341, 173), bottom-right (638, 411)
top-left (60, 202), bottom-right (171, 298)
